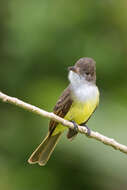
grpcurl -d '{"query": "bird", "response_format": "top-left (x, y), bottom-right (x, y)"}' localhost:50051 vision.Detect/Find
top-left (28, 57), bottom-right (99, 166)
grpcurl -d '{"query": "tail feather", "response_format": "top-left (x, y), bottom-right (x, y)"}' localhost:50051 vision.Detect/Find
top-left (28, 133), bottom-right (61, 166)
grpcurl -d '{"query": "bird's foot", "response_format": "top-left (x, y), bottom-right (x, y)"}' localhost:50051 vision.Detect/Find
top-left (80, 122), bottom-right (91, 136)
top-left (84, 124), bottom-right (91, 136)
top-left (71, 120), bottom-right (78, 132)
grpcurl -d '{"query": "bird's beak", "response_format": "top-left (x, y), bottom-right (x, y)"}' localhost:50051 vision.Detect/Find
top-left (68, 66), bottom-right (77, 73)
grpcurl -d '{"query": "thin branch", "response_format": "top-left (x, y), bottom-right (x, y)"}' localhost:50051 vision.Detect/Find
top-left (0, 91), bottom-right (127, 154)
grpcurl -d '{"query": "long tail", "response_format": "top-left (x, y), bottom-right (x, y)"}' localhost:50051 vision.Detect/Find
top-left (28, 133), bottom-right (61, 166)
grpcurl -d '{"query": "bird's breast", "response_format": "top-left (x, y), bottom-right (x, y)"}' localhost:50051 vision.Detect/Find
top-left (65, 84), bottom-right (99, 124)
top-left (52, 84), bottom-right (99, 136)
top-left (71, 83), bottom-right (99, 102)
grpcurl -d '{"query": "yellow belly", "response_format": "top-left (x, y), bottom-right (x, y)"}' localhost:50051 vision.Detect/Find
top-left (52, 97), bottom-right (99, 136)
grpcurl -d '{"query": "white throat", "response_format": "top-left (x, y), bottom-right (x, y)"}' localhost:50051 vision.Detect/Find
top-left (68, 71), bottom-right (99, 102)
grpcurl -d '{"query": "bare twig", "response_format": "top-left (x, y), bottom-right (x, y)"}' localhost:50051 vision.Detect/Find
top-left (0, 91), bottom-right (127, 154)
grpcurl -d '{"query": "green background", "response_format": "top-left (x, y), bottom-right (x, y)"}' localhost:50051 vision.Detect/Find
top-left (0, 1), bottom-right (127, 189)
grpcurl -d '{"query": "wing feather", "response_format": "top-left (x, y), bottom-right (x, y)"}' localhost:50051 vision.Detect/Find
top-left (49, 85), bottom-right (73, 133)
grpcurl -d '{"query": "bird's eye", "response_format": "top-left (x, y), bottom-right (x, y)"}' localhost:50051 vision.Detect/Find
top-left (86, 72), bottom-right (89, 75)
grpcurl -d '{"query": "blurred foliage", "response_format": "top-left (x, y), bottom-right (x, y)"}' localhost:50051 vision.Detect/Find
top-left (0, 0), bottom-right (127, 190)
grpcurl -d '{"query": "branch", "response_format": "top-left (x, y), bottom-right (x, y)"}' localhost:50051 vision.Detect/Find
top-left (0, 91), bottom-right (127, 155)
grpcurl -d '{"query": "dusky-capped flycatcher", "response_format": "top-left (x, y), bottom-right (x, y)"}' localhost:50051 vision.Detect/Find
top-left (28, 57), bottom-right (99, 166)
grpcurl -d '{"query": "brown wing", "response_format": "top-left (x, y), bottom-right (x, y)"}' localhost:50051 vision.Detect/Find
top-left (49, 85), bottom-right (73, 134)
